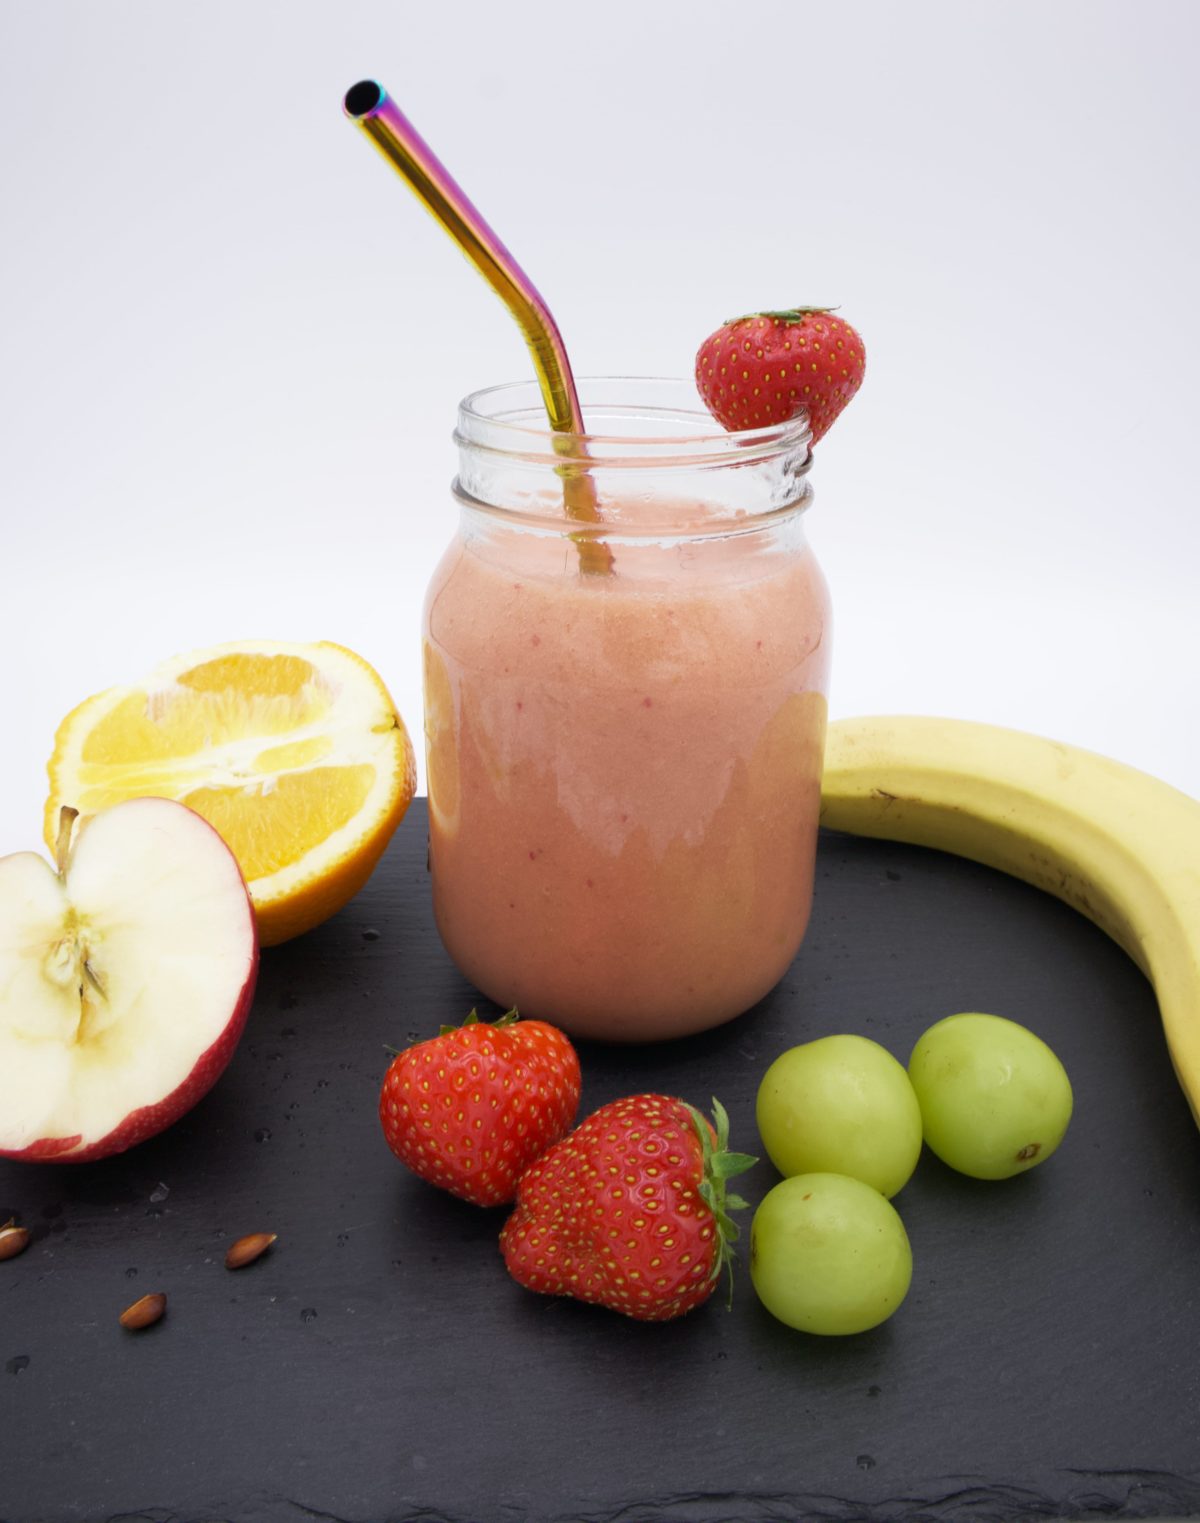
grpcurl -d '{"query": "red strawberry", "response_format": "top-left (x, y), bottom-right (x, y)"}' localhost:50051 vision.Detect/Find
top-left (500, 1094), bottom-right (756, 1321)
top-left (695, 307), bottom-right (866, 442)
top-left (379, 1009), bottom-right (581, 1207)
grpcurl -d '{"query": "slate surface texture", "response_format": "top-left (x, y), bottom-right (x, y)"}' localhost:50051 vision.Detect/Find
top-left (3, 799), bottom-right (1200, 1523)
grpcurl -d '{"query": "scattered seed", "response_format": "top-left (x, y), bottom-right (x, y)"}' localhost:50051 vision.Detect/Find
top-left (225, 1232), bottom-right (277, 1270)
top-left (0, 1224), bottom-right (31, 1261)
top-left (119, 1292), bottom-right (167, 1330)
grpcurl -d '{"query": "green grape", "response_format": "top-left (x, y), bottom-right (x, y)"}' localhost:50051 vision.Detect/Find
top-left (755, 1034), bottom-right (923, 1198)
top-left (907, 1012), bottom-right (1073, 1180)
top-left (750, 1173), bottom-right (913, 1335)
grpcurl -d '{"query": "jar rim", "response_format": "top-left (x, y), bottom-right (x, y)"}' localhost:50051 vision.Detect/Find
top-left (455, 375), bottom-right (812, 469)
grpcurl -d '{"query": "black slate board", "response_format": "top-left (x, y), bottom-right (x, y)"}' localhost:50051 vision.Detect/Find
top-left (3, 799), bottom-right (1200, 1523)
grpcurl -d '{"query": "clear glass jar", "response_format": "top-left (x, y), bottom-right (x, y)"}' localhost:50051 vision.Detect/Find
top-left (423, 378), bottom-right (830, 1041)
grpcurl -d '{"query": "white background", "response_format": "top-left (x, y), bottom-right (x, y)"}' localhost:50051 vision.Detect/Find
top-left (1, 0), bottom-right (1197, 856)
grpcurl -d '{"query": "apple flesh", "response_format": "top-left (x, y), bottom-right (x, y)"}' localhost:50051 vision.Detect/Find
top-left (0, 797), bottom-right (258, 1162)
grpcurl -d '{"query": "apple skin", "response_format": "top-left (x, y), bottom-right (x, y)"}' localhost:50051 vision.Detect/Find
top-left (0, 798), bottom-right (260, 1164)
top-left (0, 956), bottom-right (258, 1164)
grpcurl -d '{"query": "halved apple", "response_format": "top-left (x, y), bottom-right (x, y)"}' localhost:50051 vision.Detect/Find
top-left (0, 797), bottom-right (258, 1162)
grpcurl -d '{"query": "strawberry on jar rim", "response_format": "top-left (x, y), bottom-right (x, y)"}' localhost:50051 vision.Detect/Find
top-left (695, 307), bottom-right (866, 442)
top-left (500, 1094), bottom-right (756, 1321)
top-left (379, 1008), bottom-right (581, 1207)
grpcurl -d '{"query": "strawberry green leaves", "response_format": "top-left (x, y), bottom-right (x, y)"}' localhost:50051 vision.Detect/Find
top-left (687, 1097), bottom-right (757, 1304)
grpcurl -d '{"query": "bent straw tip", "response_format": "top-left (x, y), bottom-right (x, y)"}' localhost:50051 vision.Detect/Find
top-left (343, 80), bottom-right (387, 120)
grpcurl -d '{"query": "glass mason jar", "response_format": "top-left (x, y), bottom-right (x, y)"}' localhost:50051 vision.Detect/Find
top-left (423, 379), bottom-right (830, 1042)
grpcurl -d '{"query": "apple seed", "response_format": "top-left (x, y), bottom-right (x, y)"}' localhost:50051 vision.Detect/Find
top-left (225, 1232), bottom-right (277, 1270)
top-left (0, 1223), bottom-right (31, 1261)
top-left (119, 1291), bottom-right (167, 1330)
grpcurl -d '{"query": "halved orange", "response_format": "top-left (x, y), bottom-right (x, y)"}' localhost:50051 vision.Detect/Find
top-left (45, 640), bottom-right (416, 945)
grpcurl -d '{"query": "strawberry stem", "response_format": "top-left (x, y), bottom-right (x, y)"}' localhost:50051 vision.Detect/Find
top-left (725, 305), bottom-right (836, 325)
top-left (387, 1008), bottom-right (523, 1053)
top-left (439, 1006), bottom-right (520, 1038)
top-left (686, 1097), bottom-right (757, 1309)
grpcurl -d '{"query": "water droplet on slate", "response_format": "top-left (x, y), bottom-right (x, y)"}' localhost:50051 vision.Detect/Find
top-left (6, 1355), bottom-right (30, 1375)
top-left (362, 928), bottom-right (380, 941)
top-left (149, 1182), bottom-right (170, 1203)
top-left (856, 1455), bottom-right (876, 1471)
top-left (254, 1128), bottom-right (272, 1143)
top-left (337, 1232), bottom-right (350, 1248)
top-left (867, 1384), bottom-right (882, 1397)
top-left (281, 1027), bottom-right (296, 1039)
top-left (125, 1267), bottom-right (138, 1279)
top-left (300, 1308), bottom-right (317, 1324)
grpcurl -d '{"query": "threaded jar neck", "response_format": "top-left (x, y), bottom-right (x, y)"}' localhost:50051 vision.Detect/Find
top-left (454, 377), bottom-right (813, 539)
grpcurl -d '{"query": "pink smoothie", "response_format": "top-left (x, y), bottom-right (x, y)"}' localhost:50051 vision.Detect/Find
top-left (423, 504), bottom-right (830, 1041)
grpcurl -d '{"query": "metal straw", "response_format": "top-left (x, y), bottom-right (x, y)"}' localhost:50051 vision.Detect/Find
top-left (343, 81), bottom-right (610, 574)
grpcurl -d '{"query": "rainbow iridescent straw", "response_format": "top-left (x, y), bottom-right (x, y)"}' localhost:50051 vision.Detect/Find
top-left (343, 80), bottom-right (610, 574)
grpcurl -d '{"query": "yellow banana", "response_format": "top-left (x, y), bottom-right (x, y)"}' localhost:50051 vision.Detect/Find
top-left (820, 716), bottom-right (1200, 1127)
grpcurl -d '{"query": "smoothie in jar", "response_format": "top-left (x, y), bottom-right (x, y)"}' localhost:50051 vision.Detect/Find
top-left (424, 379), bottom-right (829, 1041)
